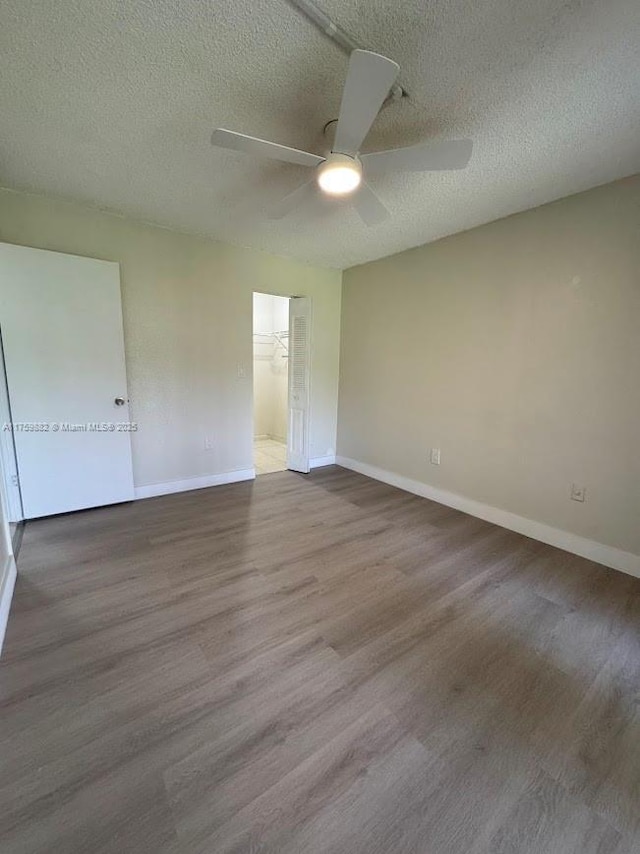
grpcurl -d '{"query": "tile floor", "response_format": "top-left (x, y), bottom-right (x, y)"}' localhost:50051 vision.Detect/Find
top-left (254, 437), bottom-right (287, 475)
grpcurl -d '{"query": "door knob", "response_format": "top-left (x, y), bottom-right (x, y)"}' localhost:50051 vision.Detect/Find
top-left (114, 396), bottom-right (126, 406)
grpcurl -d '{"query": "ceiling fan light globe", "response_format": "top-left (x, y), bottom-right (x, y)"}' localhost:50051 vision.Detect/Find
top-left (317, 154), bottom-right (362, 196)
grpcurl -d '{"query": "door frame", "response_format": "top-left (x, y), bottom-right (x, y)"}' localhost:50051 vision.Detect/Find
top-left (0, 328), bottom-right (23, 523)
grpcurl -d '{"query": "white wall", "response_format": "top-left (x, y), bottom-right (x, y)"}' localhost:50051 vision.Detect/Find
top-left (338, 176), bottom-right (640, 563)
top-left (0, 189), bottom-right (342, 490)
top-left (253, 292), bottom-right (289, 442)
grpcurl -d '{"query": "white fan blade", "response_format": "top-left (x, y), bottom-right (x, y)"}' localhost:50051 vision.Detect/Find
top-left (361, 139), bottom-right (473, 174)
top-left (333, 50), bottom-right (400, 157)
top-left (212, 129), bottom-right (323, 168)
top-left (269, 180), bottom-right (317, 219)
top-left (353, 183), bottom-right (390, 227)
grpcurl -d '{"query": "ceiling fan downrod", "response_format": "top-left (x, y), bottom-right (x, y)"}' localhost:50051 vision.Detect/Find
top-left (286, 0), bottom-right (406, 101)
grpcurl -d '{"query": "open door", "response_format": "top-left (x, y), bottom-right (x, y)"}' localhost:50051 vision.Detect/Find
top-left (287, 296), bottom-right (311, 473)
top-left (0, 243), bottom-right (135, 518)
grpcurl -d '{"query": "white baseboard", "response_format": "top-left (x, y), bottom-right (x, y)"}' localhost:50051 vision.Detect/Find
top-left (0, 554), bottom-right (17, 656)
top-left (134, 468), bottom-right (255, 500)
top-left (310, 455), bottom-right (336, 469)
top-left (336, 456), bottom-right (640, 579)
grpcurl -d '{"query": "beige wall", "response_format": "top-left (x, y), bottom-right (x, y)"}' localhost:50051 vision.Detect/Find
top-left (0, 189), bottom-right (341, 488)
top-left (338, 176), bottom-right (640, 556)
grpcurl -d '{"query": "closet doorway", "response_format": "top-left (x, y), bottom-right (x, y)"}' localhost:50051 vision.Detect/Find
top-left (252, 292), bottom-right (311, 476)
top-left (253, 293), bottom-right (289, 475)
top-left (253, 293), bottom-right (290, 475)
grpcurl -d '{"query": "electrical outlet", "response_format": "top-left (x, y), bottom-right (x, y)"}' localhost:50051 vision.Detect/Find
top-left (430, 448), bottom-right (441, 465)
top-left (204, 436), bottom-right (214, 451)
top-left (237, 363), bottom-right (247, 380)
top-left (570, 483), bottom-right (586, 502)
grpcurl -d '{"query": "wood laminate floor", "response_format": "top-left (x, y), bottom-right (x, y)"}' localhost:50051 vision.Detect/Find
top-left (1, 466), bottom-right (639, 853)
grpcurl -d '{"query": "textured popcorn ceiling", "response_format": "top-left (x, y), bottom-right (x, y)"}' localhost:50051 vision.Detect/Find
top-left (0, 0), bottom-right (638, 269)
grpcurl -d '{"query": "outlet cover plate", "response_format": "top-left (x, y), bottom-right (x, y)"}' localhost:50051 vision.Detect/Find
top-left (570, 483), bottom-right (586, 502)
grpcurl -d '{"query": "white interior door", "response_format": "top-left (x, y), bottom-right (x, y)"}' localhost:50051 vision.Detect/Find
top-left (0, 343), bottom-right (23, 522)
top-left (0, 243), bottom-right (134, 518)
top-left (287, 296), bottom-right (311, 473)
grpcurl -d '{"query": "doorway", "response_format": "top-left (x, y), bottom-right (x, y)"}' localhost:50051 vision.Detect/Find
top-left (253, 293), bottom-right (290, 475)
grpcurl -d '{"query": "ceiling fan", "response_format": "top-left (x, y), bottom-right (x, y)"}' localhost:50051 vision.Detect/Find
top-left (211, 49), bottom-right (473, 226)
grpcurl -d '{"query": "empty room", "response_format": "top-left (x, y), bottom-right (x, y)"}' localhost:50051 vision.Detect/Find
top-left (0, 1), bottom-right (639, 852)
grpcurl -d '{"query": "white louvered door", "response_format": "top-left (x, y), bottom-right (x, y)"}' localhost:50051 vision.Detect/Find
top-left (287, 297), bottom-right (311, 473)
